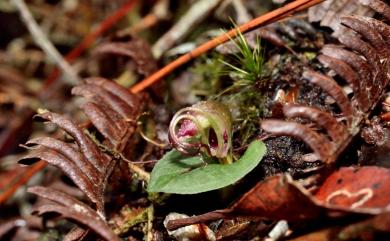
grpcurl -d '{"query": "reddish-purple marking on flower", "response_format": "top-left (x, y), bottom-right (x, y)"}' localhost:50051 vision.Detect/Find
top-left (177, 119), bottom-right (198, 137)
top-left (209, 128), bottom-right (218, 148)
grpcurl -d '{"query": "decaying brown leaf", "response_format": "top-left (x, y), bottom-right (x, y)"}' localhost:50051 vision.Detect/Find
top-left (232, 167), bottom-right (390, 219)
top-left (230, 174), bottom-right (326, 221)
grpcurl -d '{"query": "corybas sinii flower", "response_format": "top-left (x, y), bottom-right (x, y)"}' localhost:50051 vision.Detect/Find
top-left (168, 101), bottom-right (233, 164)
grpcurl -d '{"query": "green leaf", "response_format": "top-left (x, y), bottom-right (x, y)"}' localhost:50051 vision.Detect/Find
top-left (147, 140), bottom-right (266, 194)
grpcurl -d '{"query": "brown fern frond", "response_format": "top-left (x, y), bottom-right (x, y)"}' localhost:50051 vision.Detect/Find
top-left (33, 112), bottom-right (109, 172)
top-left (261, 1), bottom-right (390, 166)
top-left (358, 16), bottom-right (390, 43)
top-left (19, 77), bottom-right (143, 240)
top-left (282, 104), bottom-right (348, 143)
top-left (62, 227), bottom-right (88, 241)
top-left (317, 54), bottom-right (369, 111)
top-left (93, 37), bottom-right (158, 76)
top-left (20, 146), bottom-right (102, 211)
top-left (338, 34), bottom-right (382, 75)
top-left (308, 0), bottom-right (375, 37)
top-left (29, 186), bottom-right (120, 241)
top-left (302, 70), bottom-right (354, 121)
top-left (359, 0), bottom-right (390, 20)
top-left (85, 77), bottom-right (141, 110)
top-left (0, 218), bottom-right (27, 238)
top-left (25, 137), bottom-right (100, 183)
top-left (320, 45), bottom-right (373, 90)
top-left (341, 16), bottom-right (388, 54)
top-left (262, 120), bottom-right (334, 163)
top-left (72, 77), bottom-right (142, 151)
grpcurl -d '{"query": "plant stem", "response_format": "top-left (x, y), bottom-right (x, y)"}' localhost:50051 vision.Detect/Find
top-left (146, 205), bottom-right (154, 241)
top-left (152, 0), bottom-right (223, 58)
top-left (221, 151), bottom-right (233, 165)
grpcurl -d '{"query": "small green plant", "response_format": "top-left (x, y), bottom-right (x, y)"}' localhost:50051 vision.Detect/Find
top-left (219, 29), bottom-right (265, 90)
top-left (217, 29), bottom-right (267, 145)
top-left (149, 34), bottom-right (269, 194)
top-left (148, 140), bottom-right (266, 194)
top-left (148, 100), bottom-right (266, 194)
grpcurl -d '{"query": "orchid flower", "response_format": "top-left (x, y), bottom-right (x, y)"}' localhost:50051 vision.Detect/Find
top-left (168, 101), bottom-right (233, 164)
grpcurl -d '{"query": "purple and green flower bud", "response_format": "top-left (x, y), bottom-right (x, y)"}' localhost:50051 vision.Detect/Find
top-left (169, 101), bottom-right (233, 164)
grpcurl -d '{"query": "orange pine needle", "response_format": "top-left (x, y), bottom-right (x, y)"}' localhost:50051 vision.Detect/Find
top-left (0, 161), bottom-right (47, 204)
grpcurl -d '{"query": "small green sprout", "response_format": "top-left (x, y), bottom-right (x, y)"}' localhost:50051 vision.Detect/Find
top-left (220, 29), bottom-right (265, 89)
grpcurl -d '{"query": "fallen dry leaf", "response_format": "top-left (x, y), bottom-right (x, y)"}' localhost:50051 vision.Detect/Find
top-left (167, 166), bottom-right (390, 230)
top-left (315, 166), bottom-right (390, 212)
top-left (230, 174), bottom-right (325, 221)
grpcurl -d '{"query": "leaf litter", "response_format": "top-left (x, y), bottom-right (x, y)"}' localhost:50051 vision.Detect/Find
top-left (1, 0), bottom-right (390, 240)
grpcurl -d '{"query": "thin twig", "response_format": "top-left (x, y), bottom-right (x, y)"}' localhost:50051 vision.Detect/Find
top-left (146, 205), bottom-right (154, 241)
top-left (152, 0), bottom-right (223, 58)
top-left (85, 131), bottom-right (151, 182)
top-left (11, 0), bottom-right (80, 85)
top-left (117, 0), bottom-right (170, 36)
top-left (127, 162), bottom-right (151, 182)
top-left (232, 0), bottom-right (252, 24)
top-left (130, 0), bottom-right (325, 93)
top-left (166, 209), bottom-right (232, 231)
top-left (138, 123), bottom-right (168, 148)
